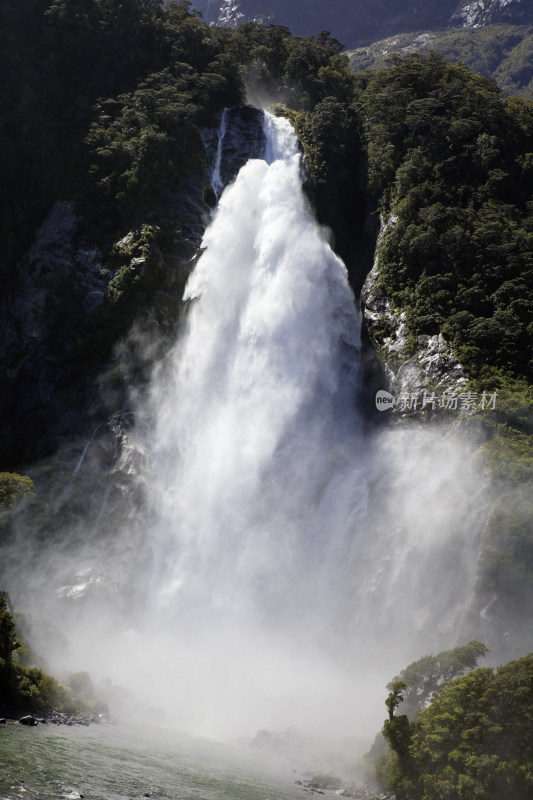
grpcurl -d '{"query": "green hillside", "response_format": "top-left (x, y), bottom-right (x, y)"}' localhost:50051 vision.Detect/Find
top-left (348, 24), bottom-right (533, 99)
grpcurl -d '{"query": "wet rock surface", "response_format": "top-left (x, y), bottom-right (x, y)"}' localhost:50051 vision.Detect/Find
top-left (296, 776), bottom-right (395, 799)
top-left (361, 246), bottom-right (468, 418)
top-left (18, 715), bottom-right (39, 726)
top-left (202, 105), bottom-right (266, 193)
top-left (0, 705), bottom-right (109, 727)
top-left (0, 200), bottom-right (110, 462)
top-left (0, 105), bottom-right (269, 468)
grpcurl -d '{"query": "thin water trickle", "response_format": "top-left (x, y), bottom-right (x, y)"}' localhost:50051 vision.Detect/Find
top-left (89, 484), bottom-right (113, 540)
top-left (211, 107), bottom-right (229, 198)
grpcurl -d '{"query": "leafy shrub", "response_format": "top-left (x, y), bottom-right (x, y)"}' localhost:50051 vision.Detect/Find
top-left (380, 650), bottom-right (533, 800)
top-left (0, 473), bottom-right (34, 513)
top-left (0, 598), bottom-right (83, 713)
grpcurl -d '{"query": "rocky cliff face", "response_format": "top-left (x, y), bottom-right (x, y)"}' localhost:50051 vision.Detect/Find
top-left (360, 219), bottom-right (468, 419)
top-left (202, 105), bottom-right (267, 194)
top-left (0, 105), bottom-right (265, 468)
top-left (0, 201), bottom-right (109, 462)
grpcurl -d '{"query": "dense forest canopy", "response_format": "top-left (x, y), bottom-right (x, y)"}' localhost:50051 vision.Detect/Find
top-left (355, 53), bottom-right (533, 381)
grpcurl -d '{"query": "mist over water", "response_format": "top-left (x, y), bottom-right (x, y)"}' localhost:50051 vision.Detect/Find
top-left (3, 112), bottom-right (487, 746)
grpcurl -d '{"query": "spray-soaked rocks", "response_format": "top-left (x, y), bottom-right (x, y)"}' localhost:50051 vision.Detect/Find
top-left (15, 711), bottom-right (100, 726)
top-left (296, 775), bottom-right (341, 794)
top-left (18, 716), bottom-right (39, 726)
top-left (336, 788), bottom-right (395, 800)
top-left (361, 254), bottom-right (467, 412)
top-left (296, 777), bottom-right (395, 799)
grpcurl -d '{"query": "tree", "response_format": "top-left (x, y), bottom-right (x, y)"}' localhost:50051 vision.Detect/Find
top-left (378, 642), bottom-right (489, 797)
top-left (386, 640), bottom-right (488, 718)
top-left (0, 473), bottom-right (34, 527)
top-left (0, 598), bottom-right (20, 664)
top-left (378, 650), bottom-right (533, 800)
top-left (382, 681), bottom-right (414, 799)
top-left (407, 656), bottom-right (533, 800)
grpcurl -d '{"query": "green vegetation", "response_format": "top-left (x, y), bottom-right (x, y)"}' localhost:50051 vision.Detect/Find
top-left (5, 5), bottom-right (529, 387)
top-left (385, 641), bottom-right (489, 718)
top-left (0, 473), bottom-right (34, 531)
top-left (0, 0), bottom-right (370, 405)
top-left (2, 8), bottom-right (531, 607)
top-left (0, 0), bottom-right (359, 275)
top-left (354, 56), bottom-right (533, 694)
top-left (0, 599), bottom-right (104, 717)
top-left (0, 473), bottom-right (34, 514)
top-left (0, 597), bottom-right (79, 714)
top-left (348, 25), bottom-right (533, 100)
top-left (0, 0), bottom-right (532, 779)
top-left (0, 0), bottom-right (240, 271)
top-left (354, 53), bottom-right (533, 382)
top-left (380, 650), bottom-right (533, 800)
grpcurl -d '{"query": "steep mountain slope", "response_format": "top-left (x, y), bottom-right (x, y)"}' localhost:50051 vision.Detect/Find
top-left (194, 0), bottom-right (532, 47)
top-left (348, 24), bottom-right (533, 99)
top-left (1, 5), bottom-right (532, 784)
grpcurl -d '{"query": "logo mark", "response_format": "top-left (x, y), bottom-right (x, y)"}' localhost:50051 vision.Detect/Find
top-left (375, 390), bottom-right (395, 411)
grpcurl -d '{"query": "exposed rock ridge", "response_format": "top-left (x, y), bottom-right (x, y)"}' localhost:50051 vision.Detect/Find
top-left (361, 218), bottom-right (468, 418)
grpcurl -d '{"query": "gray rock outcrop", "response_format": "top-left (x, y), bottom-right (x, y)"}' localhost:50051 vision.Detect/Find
top-left (0, 104), bottom-right (269, 466)
top-left (453, 0), bottom-right (527, 28)
top-left (0, 201), bottom-right (112, 460)
top-left (18, 715), bottom-right (38, 726)
top-left (361, 221), bottom-right (468, 418)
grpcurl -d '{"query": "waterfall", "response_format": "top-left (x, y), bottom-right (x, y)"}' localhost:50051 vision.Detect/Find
top-left (110, 111), bottom-right (372, 735)
top-left (35, 111), bottom-right (485, 741)
top-left (145, 112), bottom-right (363, 630)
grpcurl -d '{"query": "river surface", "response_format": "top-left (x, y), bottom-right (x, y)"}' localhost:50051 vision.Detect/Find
top-left (0, 722), bottom-right (306, 800)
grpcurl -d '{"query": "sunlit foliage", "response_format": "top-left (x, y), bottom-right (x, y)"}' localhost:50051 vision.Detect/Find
top-left (382, 652), bottom-right (533, 800)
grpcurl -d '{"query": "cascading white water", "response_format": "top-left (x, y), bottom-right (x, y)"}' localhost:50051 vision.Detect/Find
top-left (45, 111), bottom-right (485, 742)
top-left (111, 112), bottom-right (373, 735)
top-left (146, 113), bottom-right (362, 622)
